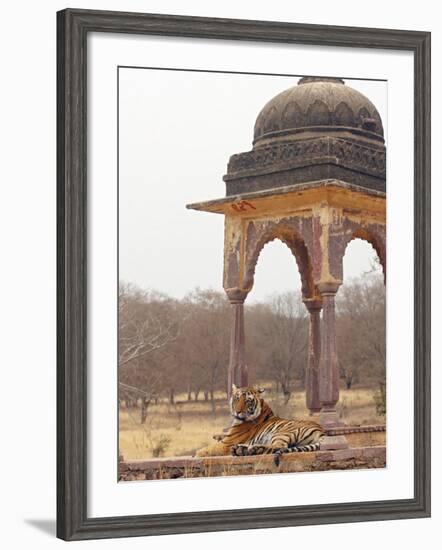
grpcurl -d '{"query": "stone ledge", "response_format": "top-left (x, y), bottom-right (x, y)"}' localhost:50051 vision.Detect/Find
top-left (186, 179), bottom-right (386, 217)
top-left (316, 446), bottom-right (385, 462)
top-left (119, 445), bottom-right (386, 481)
top-left (326, 424), bottom-right (386, 435)
top-left (320, 435), bottom-right (349, 451)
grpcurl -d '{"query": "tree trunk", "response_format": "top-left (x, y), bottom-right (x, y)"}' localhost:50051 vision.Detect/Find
top-left (283, 391), bottom-right (291, 405)
top-left (169, 388), bottom-right (175, 405)
top-left (140, 398), bottom-right (150, 424)
top-left (206, 387), bottom-right (216, 416)
top-left (281, 379), bottom-right (291, 403)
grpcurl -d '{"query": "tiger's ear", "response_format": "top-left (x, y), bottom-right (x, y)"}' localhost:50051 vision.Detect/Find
top-left (232, 383), bottom-right (238, 392)
top-left (257, 387), bottom-right (265, 394)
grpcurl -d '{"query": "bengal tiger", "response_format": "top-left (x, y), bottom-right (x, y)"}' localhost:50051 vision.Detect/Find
top-left (195, 384), bottom-right (324, 466)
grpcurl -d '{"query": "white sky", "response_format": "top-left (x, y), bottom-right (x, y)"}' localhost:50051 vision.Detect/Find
top-left (119, 68), bottom-right (386, 302)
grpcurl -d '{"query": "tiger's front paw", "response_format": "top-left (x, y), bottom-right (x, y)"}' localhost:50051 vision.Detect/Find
top-left (231, 444), bottom-right (250, 456)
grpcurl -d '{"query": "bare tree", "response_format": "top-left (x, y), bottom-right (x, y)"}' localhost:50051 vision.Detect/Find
top-left (180, 289), bottom-right (230, 413)
top-left (336, 274), bottom-right (386, 387)
top-left (119, 283), bottom-right (179, 368)
top-left (250, 292), bottom-right (308, 403)
top-left (118, 282), bottom-right (182, 422)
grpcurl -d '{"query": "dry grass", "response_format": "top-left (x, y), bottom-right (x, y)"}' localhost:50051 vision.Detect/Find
top-left (119, 386), bottom-right (385, 460)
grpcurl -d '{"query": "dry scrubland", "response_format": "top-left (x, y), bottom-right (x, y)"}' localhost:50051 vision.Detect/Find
top-left (119, 386), bottom-right (386, 460)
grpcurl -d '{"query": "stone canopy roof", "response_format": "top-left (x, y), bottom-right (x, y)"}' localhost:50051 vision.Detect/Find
top-left (223, 76), bottom-right (386, 196)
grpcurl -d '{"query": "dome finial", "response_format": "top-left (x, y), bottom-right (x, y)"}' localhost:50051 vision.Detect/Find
top-left (298, 76), bottom-right (345, 85)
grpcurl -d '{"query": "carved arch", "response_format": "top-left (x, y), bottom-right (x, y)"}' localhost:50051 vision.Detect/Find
top-left (307, 99), bottom-right (331, 126)
top-left (333, 101), bottom-right (354, 127)
top-left (344, 227), bottom-right (386, 283)
top-left (243, 223), bottom-right (317, 300)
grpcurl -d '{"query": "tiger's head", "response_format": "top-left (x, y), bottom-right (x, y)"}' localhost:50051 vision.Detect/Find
top-left (230, 384), bottom-right (265, 423)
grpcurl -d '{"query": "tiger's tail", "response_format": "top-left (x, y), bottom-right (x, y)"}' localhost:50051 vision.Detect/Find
top-left (273, 442), bottom-right (321, 466)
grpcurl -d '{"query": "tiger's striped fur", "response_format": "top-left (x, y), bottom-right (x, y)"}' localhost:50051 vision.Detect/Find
top-left (195, 385), bottom-right (324, 466)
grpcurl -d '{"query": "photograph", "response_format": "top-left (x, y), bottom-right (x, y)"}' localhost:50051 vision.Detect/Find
top-left (117, 69), bottom-right (387, 481)
top-left (0, 0), bottom-right (434, 546)
top-left (53, 6), bottom-right (430, 542)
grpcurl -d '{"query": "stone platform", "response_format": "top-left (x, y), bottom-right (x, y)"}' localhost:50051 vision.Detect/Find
top-left (119, 426), bottom-right (386, 481)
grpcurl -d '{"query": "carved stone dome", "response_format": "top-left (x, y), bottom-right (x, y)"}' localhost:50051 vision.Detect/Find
top-left (253, 76), bottom-right (384, 148)
top-left (223, 75), bottom-right (386, 196)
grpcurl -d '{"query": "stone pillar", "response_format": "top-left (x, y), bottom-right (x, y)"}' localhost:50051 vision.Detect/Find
top-left (303, 299), bottom-right (322, 414)
top-left (316, 281), bottom-right (348, 450)
top-left (317, 282), bottom-right (341, 427)
top-left (225, 289), bottom-right (249, 395)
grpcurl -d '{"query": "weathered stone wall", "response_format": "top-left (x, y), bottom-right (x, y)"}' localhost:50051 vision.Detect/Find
top-left (119, 445), bottom-right (386, 481)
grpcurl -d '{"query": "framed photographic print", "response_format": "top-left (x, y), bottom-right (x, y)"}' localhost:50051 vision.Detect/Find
top-left (57, 8), bottom-right (431, 541)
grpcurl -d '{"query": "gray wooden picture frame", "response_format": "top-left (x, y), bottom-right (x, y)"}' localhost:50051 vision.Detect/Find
top-left (57, 8), bottom-right (431, 541)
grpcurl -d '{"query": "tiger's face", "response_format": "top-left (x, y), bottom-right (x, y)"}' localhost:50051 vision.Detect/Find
top-left (230, 384), bottom-right (265, 422)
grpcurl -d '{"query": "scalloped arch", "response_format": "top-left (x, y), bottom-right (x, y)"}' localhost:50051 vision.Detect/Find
top-left (243, 226), bottom-right (316, 299)
top-left (345, 228), bottom-right (386, 282)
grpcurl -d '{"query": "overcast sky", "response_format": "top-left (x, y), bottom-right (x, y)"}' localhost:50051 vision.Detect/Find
top-left (119, 68), bottom-right (386, 303)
